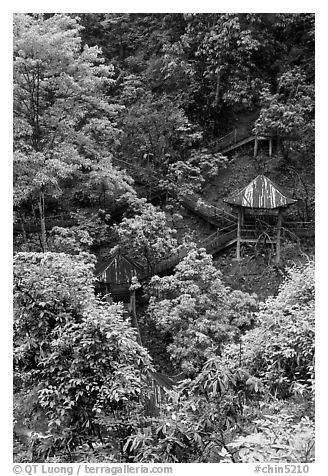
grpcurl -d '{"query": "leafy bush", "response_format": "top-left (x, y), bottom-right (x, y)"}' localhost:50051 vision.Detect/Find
top-left (223, 260), bottom-right (315, 398)
top-left (115, 200), bottom-right (178, 272)
top-left (148, 247), bottom-right (258, 374)
top-left (226, 410), bottom-right (314, 463)
top-left (125, 356), bottom-right (264, 463)
top-left (14, 252), bottom-right (153, 461)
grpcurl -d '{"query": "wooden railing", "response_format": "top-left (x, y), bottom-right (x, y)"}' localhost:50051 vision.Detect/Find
top-left (216, 118), bottom-right (273, 155)
top-left (151, 220), bottom-right (313, 277)
top-left (13, 214), bottom-right (76, 234)
top-left (216, 125), bottom-right (251, 151)
top-left (149, 223), bottom-right (238, 277)
top-left (284, 220), bottom-right (314, 231)
top-left (241, 225), bottom-right (277, 241)
top-left (153, 248), bottom-right (188, 275)
top-left (114, 158), bottom-right (238, 228)
top-left (169, 191), bottom-right (237, 228)
top-left (193, 199), bottom-right (237, 225)
top-left (200, 223), bottom-right (237, 253)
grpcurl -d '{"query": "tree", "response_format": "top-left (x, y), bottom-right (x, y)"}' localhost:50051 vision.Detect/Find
top-left (222, 260), bottom-right (315, 399)
top-left (196, 14), bottom-right (262, 109)
top-left (158, 14), bottom-right (267, 135)
top-left (254, 67), bottom-right (314, 147)
top-left (115, 199), bottom-right (178, 273)
top-left (13, 13), bottom-right (315, 464)
top-left (147, 13), bottom-right (314, 138)
top-left (13, 14), bottom-right (130, 250)
top-left (126, 260), bottom-right (315, 463)
top-left (75, 13), bottom-right (314, 144)
top-left (253, 66), bottom-right (314, 220)
top-left (14, 251), bottom-right (153, 461)
top-left (148, 247), bottom-right (258, 375)
top-left (118, 91), bottom-right (201, 173)
top-left (162, 148), bottom-right (227, 198)
top-left (125, 355), bottom-right (264, 463)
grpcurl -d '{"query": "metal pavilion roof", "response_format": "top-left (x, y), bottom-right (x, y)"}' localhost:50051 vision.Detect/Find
top-left (224, 175), bottom-right (297, 209)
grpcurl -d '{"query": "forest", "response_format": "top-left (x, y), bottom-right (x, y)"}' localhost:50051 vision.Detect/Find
top-left (13, 13), bottom-right (315, 464)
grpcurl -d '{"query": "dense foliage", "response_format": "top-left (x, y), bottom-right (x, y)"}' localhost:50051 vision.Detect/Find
top-left (227, 261), bottom-right (315, 399)
top-left (148, 247), bottom-right (258, 375)
top-left (14, 252), bottom-right (153, 461)
top-left (13, 14), bottom-right (135, 250)
top-left (14, 13), bottom-right (315, 239)
top-left (13, 13), bottom-right (315, 464)
top-left (126, 260), bottom-right (315, 463)
top-left (115, 199), bottom-right (178, 273)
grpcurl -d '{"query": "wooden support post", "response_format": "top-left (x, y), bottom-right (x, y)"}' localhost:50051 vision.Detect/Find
top-left (130, 290), bottom-right (142, 344)
top-left (236, 208), bottom-right (242, 260)
top-left (105, 284), bottom-right (112, 304)
top-left (254, 137), bottom-right (258, 157)
top-left (269, 138), bottom-right (273, 157)
top-left (275, 210), bottom-right (282, 264)
top-left (21, 221), bottom-right (27, 243)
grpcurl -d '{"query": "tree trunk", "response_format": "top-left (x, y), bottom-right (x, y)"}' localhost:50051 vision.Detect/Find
top-left (144, 246), bottom-right (153, 275)
top-left (38, 190), bottom-right (47, 252)
top-left (20, 218), bottom-right (27, 243)
top-left (214, 68), bottom-right (221, 108)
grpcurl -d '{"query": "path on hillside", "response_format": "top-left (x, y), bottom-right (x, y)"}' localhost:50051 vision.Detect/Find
top-left (14, 134), bottom-right (314, 272)
top-left (216, 124), bottom-right (271, 156)
top-left (13, 157), bottom-right (237, 234)
top-left (13, 119), bottom-right (264, 235)
top-left (145, 219), bottom-right (313, 278)
top-left (147, 222), bottom-right (238, 278)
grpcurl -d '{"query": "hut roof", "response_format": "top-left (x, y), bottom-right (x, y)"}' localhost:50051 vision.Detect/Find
top-left (149, 371), bottom-right (176, 391)
top-left (224, 175), bottom-right (297, 209)
top-left (95, 251), bottom-right (142, 284)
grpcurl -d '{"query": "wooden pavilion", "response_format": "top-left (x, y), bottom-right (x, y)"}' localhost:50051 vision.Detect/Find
top-left (224, 175), bottom-right (297, 263)
top-left (95, 251), bottom-right (143, 339)
top-left (95, 250), bottom-right (142, 301)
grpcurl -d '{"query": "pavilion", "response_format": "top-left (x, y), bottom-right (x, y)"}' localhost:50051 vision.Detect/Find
top-left (94, 250), bottom-right (143, 341)
top-left (95, 250), bottom-right (142, 303)
top-left (224, 175), bottom-right (297, 262)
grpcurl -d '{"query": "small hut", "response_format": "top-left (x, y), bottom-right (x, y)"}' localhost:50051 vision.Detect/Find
top-left (224, 175), bottom-right (297, 263)
top-left (95, 250), bottom-right (143, 306)
top-left (95, 250), bottom-right (143, 341)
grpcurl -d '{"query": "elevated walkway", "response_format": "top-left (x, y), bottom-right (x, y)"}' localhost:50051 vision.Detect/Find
top-left (139, 223), bottom-right (238, 279)
top-left (139, 220), bottom-right (314, 278)
top-left (216, 121), bottom-right (271, 156)
top-left (13, 215), bottom-right (77, 235)
top-left (170, 191), bottom-right (237, 229)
